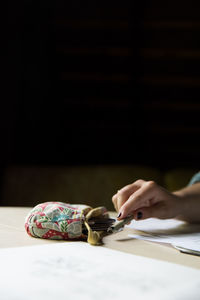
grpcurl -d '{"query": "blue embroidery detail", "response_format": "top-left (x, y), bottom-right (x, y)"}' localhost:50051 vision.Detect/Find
top-left (52, 214), bottom-right (71, 222)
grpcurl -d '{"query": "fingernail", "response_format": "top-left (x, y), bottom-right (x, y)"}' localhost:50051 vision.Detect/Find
top-left (117, 212), bottom-right (121, 218)
top-left (137, 211), bottom-right (143, 220)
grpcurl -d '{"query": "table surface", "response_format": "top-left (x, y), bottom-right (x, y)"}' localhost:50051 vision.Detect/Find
top-left (1, 207), bottom-right (200, 269)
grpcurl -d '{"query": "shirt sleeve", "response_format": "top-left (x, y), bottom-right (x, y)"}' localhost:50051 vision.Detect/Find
top-left (188, 171), bottom-right (200, 186)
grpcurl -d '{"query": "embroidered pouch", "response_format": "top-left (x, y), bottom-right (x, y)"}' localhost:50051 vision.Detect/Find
top-left (25, 201), bottom-right (109, 245)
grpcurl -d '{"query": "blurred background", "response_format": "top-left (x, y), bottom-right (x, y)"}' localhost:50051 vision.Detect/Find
top-left (1, 0), bottom-right (199, 209)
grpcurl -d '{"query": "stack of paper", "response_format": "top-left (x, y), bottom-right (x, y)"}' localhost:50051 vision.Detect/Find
top-left (127, 218), bottom-right (200, 255)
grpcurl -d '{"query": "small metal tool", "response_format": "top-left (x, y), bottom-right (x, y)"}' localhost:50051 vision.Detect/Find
top-left (107, 215), bottom-right (134, 233)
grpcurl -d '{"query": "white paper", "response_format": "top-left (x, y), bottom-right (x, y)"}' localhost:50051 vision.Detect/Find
top-left (127, 218), bottom-right (200, 252)
top-left (128, 232), bottom-right (200, 245)
top-left (0, 242), bottom-right (200, 300)
top-left (126, 218), bottom-right (186, 233)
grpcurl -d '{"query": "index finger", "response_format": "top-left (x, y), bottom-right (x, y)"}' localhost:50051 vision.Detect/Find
top-left (119, 181), bottom-right (160, 218)
top-left (112, 179), bottom-right (145, 212)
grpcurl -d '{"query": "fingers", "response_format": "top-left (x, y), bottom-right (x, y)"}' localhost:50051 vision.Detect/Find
top-left (112, 193), bottom-right (118, 212)
top-left (119, 181), bottom-right (160, 219)
top-left (133, 201), bottom-right (174, 221)
top-left (112, 178), bottom-right (180, 221)
top-left (112, 180), bottom-right (145, 213)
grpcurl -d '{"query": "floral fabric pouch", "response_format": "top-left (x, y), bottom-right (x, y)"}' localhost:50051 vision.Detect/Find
top-left (25, 202), bottom-right (109, 245)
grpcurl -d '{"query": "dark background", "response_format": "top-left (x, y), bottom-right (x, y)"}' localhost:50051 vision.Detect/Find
top-left (1, 0), bottom-right (200, 193)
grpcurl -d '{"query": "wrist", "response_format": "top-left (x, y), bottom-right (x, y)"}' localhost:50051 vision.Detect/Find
top-left (173, 186), bottom-right (200, 223)
top-left (172, 191), bottom-right (189, 221)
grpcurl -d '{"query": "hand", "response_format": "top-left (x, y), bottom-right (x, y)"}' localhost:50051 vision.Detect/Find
top-left (112, 180), bottom-right (182, 221)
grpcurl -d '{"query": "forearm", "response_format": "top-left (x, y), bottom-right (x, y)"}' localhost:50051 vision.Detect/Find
top-left (173, 183), bottom-right (200, 223)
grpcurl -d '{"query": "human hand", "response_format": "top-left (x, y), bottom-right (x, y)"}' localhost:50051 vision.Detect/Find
top-left (112, 180), bottom-right (182, 221)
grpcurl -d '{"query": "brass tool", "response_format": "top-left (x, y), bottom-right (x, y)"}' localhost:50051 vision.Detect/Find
top-left (107, 215), bottom-right (134, 233)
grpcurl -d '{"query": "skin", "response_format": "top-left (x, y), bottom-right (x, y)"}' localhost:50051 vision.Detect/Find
top-left (112, 180), bottom-right (200, 223)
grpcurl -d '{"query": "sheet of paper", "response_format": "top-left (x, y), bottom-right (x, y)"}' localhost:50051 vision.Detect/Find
top-left (128, 232), bottom-right (200, 246)
top-left (126, 218), bottom-right (186, 233)
top-left (127, 218), bottom-right (200, 252)
top-left (175, 241), bottom-right (200, 252)
top-left (0, 242), bottom-right (200, 300)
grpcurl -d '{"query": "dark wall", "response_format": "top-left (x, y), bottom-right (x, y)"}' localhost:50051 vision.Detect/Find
top-left (140, 0), bottom-right (200, 168)
top-left (2, 0), bottom-right (200, 173)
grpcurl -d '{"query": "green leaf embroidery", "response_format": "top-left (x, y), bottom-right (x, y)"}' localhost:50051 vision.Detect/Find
top-left (37, 216), bottom-right (50, 223)
top-left (62, 208), bottom-right (71, 216)
top-left (60, 221), bottom-right (68, 232)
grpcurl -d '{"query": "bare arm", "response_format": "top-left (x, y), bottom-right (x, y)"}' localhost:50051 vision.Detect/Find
top-left (174, 182), bottom-right (200, 223)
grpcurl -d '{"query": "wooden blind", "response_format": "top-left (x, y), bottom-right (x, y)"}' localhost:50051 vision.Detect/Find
top-left (3, 0), bottom-right (200, 169)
